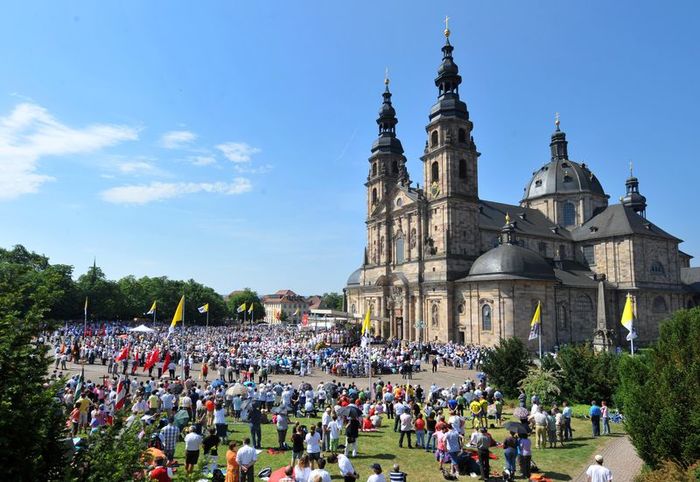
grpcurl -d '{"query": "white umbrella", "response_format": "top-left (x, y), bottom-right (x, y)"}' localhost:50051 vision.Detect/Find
top-left (130, 324), bottom-right (155, 333)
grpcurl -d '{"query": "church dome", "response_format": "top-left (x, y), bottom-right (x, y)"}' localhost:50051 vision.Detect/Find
top-left (347, 267), bottom-right (362, 286)
top-left (466, 244), bottom-right (556, 281)
top-left (522, 158), bottom-right (605, 202)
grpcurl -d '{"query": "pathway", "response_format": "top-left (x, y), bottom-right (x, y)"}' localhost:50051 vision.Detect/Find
top-left (572, 434), bottom-right (643, 482)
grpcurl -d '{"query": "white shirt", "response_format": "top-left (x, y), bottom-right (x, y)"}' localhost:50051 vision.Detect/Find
top-left (213, 408), bottom-right (226, 424)
top-left (337, 454), bottom-right (355, 476)
top-left (367, 474), bottom-right (387, 482)
top-left (305, 431), bottom-right (322, 453)
top-left (235, 444), bottom-right (257, 467)
top-left (184, 432), bottom-right (203, 451)
top-left (399, 412), bottom-right (413, 431)
top-left (328, 420), bottom-right (342, 439)
top-left (586, 464), bottom-right (613, 482)
top-left (309, 468), bottom-right (332, 482)
top-left (322, 411), bottom-right (332, 427)
top-left (294, 466), bottom-right (311, 482)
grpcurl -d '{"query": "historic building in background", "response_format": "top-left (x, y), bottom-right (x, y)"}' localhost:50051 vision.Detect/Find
top-left (345, 26), bottom-right (700, 349)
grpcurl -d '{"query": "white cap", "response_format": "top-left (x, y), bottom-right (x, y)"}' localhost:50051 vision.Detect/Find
top-left (595, 454), bottom-right (604, 463)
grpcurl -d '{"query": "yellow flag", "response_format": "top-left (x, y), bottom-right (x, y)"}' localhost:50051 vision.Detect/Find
top-left (248, 302), bottom-right (254, 314)
top-left (147, 300), bottom-right (157, 315)
top-left (362, 308), bottom-right (371, 335)
top-left (170, 295), bottom-right (184, 331)
top-left (621, 293), bottom-right (634, 332)
top-left (198, 303), bottom-right (209, 314)
top-left (236, 302), bottom-right (247, 313)
top-left (528, 301), bottom-right (541, 341)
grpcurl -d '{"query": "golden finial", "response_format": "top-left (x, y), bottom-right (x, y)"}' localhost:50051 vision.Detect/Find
top-left (555, 112), bottom-right (560, 130)
top-left (505, 212), bottom-right (511, 225)
top-left (444, 15), bottom-right (451, 38)
top-left (384, 67), bottom-right (390, 86)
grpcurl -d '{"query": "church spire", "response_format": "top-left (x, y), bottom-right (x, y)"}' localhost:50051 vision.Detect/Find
top-left (549, 112), bottom-right (569, 161)
top-left (430, 18), bottom-right (468, 120)
top-left (371, 73), bottom-right (404, 156)
top-left (621, 161), bottom-right (647, 217)
top-left (500, 213), bottom-right (517, 245)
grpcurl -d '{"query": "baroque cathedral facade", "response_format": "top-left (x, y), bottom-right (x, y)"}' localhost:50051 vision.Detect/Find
top-left (345, 29), bottom-right (699, 350)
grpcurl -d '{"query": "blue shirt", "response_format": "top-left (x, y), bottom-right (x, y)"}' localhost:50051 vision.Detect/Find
top-left (589, 405), bottom-right (602, 417)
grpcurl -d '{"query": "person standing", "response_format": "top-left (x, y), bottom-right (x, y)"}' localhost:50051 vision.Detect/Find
top-left (445, 425), bottom-right (463, 477)
top-left (236, 438), bottom-right (257, 482)
top-left (345, 414), bottom-right (360, 457)
top-left (159, 417), bottom-right (180, 462)
top-left (586, 454), bottom-right (613, 482)
top-left (249, 404), bottom-right (262, 449)
top-left (305, 425), bottom-right (322, 468)
top-left (414, 413), bottom-right (426, 449)
top-left (562, 401), bottom-right (573, 440)
top-left (589, 401), bottom-right (602, 437)
top-left (425, 412), bottom-right (437, 452)
top-left (533, 410), bottom-right (547, 449)
top-left (276, 411), bottom-right (289, 450)
top-left (184, 426), bottom-right (203, 475)
top-left (475, 427), bottom-right (491, 481)
top-left (502, 431), bottom-right (518, 476)
top-left (398, 409), bottom-right (413, 448)
top-left (518, 433), bottom-right (532, 479)
top-left (601, 401), bottom-right (611, 435)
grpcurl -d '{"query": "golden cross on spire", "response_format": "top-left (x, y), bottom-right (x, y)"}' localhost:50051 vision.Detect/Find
top-left (384, 67), bottom-right (390, 86)
top-left (629, 160), bottom-right (634, 177)
top-left (555, 112), bottom-right (560, 129)
top-left (444, 15), bottom-right (451, 37)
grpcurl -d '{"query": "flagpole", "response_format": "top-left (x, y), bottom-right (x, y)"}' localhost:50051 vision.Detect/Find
top-left (181, 295), bottom-right (186, 378)
top-left (630, 295), bottom-right (635, 356)
top-left (539, 300), bottom-right (543, 359)
top-left (153, 303), bottom-right (157, 329)
top-left (206, 308), bottom-right (209, 329)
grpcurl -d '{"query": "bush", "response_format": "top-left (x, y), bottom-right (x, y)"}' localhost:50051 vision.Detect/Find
top-left (481, 337), bottom-right (531, 397)
top-left (634, 460), bottom-right (700, 482)
top-left (555, 344), bottom-right (620, 404)
top-left (617, 308), bottom-right (700, 469)
top-left (518, 367), bottom-right (561, 405)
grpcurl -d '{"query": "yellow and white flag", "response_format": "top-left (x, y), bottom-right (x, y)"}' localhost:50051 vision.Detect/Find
top-left (169, 296), bottom-right (184, 335)
top-left (146, 300), bottom-right (157, 315)
top-left (621, 294), bottom-right (637, 340)
top-left (528, 301), bottom-right (541, 341)
top-left (84, 297), bottom-right (88, 316)
top-left (362, 308), bottom-right (372, 335)
top-left (248, 303), bottom-right (254, 314)
top-left (198, 303), bottom-right (209, 314)
top-left (236, 302), bottom-right (247, 313)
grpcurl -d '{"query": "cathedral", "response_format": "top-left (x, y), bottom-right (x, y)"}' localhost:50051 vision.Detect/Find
top-left (345, 26), bottom-right (700, 350)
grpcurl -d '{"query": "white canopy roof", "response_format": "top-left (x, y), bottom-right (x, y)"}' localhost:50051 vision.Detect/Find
top-left (130, 324), bottom-right (155, 333)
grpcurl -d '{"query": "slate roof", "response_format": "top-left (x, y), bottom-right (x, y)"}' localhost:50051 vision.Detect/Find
top-left (572, 204), bottom-right (680, 242)
top-left (522, 158), bottom-right (605, 202)
top-left (681, 267), bottom-right (700, 293)
top-left (463, 243), bottom-right (556, 282)
top-left (479, 200), bottom-right (572, 241)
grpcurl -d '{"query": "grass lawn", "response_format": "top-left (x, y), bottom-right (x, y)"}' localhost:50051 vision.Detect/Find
top-left (173, 410), bottom-right (621, 481)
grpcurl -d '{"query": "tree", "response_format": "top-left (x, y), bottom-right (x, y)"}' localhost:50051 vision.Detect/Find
top-left (518, 367), bottom-right (561, 405)
top-left (226, 288), bottom-right (265, 321)
top-left (0, 245), bottom-right (69, 480)
top-left (320, 292), bottom-right (344, 311)
top-left (617, 308), bottom-right (700, 469)
top-left (555, 344), bottom-right (620, 404)
top-left (480, 337), bottom-right (531, 397)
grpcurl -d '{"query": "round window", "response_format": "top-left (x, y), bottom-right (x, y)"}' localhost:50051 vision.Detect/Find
top-left (396, 198), bottom-right (402, 207)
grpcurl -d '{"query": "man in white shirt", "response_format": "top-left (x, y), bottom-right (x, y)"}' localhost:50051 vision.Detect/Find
top-left (308, 458), bottom-right (332, 482)
top-left (398, 411), bottom-right (413, 448)
top-left (236, 437), bottom-right (258, 482)
top-left (183, 425), bottom-right (203, 475)
top-left (330, 453), bottom-right (358, 482)
top-left (321, 407), bottom-right (333, 450)
top-left (367, 463), bottom-right (386, 482)
top-left (586, 454), bottom-right (613, 482)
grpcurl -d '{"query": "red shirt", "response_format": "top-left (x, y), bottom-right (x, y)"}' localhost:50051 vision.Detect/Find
top-left (435, 421), bottom-right (447, 432)
top-left (415, 418), bottom-right (426, 431)
top-left (150, 466), bottom-right (172, 482)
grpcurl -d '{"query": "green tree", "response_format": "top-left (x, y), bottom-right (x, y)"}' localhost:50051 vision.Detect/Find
top-left (226, 288), bottom-right (265, 320)
top-left (0, 245), bottom-right (69, 480)
top-left (617, 308), bottom-right (700, 469)
top-left (555, 344), bottom-right (620, 404)
top-left (320, 292), bottom-right (344, 310)
top-left (518, 367), bottom-right (562, 405)
top-left (481, 337), bottom-right (531, 398)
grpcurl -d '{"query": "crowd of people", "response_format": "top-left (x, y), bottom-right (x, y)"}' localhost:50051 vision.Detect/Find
top-left (48, 322), bottom-right (614, 481)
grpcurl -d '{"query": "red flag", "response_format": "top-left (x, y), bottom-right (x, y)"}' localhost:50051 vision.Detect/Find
top-left (114, 378), bottom-right (126, 411)
top-left (162, 351), bottom-right (171, 371)
top-left (115, 345), bottom-right (129, 362)
top-left (143, 348), bottom-right (160, 372)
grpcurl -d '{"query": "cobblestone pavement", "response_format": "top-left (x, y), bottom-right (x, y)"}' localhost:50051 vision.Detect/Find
top-left (573, 434), bottom-right (643, 482)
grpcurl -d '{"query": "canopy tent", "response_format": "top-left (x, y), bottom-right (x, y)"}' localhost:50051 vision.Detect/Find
top-left (129, 324), bottom-right (155, 333)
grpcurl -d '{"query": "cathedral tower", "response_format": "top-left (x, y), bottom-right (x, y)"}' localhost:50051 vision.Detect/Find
top-left (421, 22), bottom-right (481, 268)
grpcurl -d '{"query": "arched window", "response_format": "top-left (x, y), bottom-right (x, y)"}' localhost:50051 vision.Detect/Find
top-left (431, 130), bottom-right (439, 147)
top-left (372, 162), bottom-right (377, 177)
top-left (650, 261), bottom-right (665, 275)
top-left (563, 202), bottom-right (576, 227)
top-left (458, 128), bottom-right (466, 143)
top-left (371, 188), bottom-right (378, 204)
top-left (538, 242), bottom-right (547, 257)
top-left (558, 304), bottom-right (568, 330)
top-left (652, 296), bottom-right (668, 313)
top-left (481, 305), bottom-right (492, 331)
top-left (392, 160), bottom-right (399, 174)
top-left (395, 236), bottom-right (405, 264)
top-left (458, 159), bottom-right (467, 179)
top-left (431, 161), bottom-right (439, 183)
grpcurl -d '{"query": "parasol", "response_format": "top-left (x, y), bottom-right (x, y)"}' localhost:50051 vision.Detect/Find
top-left (300, 382), bottom-right (312, 391)
top-left (503, 421), bottom-right (530, 435)
top-left (243, 381), bottom-right (256, 388)
top-left (227, 383), bottom-right (246, 397)
top-left (173, 409), bottom-right (190, 430)
top-left (512, 407), bottom-right (530, 419)
top-left (211, 379), bottom-right (224, 389)
top-left (337, 405), bottom-right (362, 418)
top-left (270, 406), bottom-right (287, 415)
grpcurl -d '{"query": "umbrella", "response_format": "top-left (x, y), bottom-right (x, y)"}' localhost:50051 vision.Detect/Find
top-left (169, 384), bottom-right (184, 395)
top-left (211, 379), bottom-right (224, 389)
top-left (337, 405), bottom-right (362, 418)
top-left (513, 407), bottom-right (530, 419)
top-left (323, 382), bottom-right (337, 393)
top-left (173, 409), bottom-right (190, 430)
top-left (130, 324), bottom-right (155, 333)
top-left (300, 382), bottom-right (312, 391)
top-left (227, 383), bottom-right (246, 397)
top-left (503, 421), bottom-right (530, 435)
top-left (476, 371), bottom-right (487, 380)
top-left (243, 381), bottom-right (256, 388)
top-left (270, 406), bottom-right (288, 414)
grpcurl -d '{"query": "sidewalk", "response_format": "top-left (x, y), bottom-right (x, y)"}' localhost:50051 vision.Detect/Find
top-left (572, 435), bottom-right (643, 482)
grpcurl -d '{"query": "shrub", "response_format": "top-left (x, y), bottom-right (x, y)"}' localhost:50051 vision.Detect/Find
top-left (617, 308), bottom-right (700, 469)
top-left (481, 337), bottom-right (531, 397)
top-left (518, 367), bottom-right (561, 405)
top-left (555, 344), bottom-right (620, 404)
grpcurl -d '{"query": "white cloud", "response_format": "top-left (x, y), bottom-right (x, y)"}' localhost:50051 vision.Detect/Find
top-left (118, 161), bottom-right (157, 174)
top-left (216, 142), bottom-right (260, 163)
top-left (161, 130), bottom-right (196, 149)
top-left (234, 163), bottom-right (273, 174)
top-left (191, 155), bottom-right (216, 166)
top-left (0, 102), bottom-right (138, 200)
top-left (101, 177), bottom-right (252, 205)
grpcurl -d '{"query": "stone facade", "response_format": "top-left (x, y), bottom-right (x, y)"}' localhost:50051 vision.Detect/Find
top-left (345, 33), bottom-right (697, 350)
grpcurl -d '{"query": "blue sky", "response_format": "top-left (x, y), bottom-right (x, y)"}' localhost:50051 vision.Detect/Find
top-left (1, 1), bottom-right (698, 296)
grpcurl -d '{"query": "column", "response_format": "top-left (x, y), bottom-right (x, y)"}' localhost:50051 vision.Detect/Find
top-left (403, 293), bottom-right (410, 341)
top-left (378, 297), bottom-right (384, 338)
top-left (417, 292), bottom-right (424, 343)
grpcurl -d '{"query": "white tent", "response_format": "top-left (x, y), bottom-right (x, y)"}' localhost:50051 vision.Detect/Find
top-left (130, 324), bottom-right (155, 333)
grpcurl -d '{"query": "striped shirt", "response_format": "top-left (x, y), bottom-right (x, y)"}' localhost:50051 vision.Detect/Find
top-left (389, 470), bottom-right (407, 482)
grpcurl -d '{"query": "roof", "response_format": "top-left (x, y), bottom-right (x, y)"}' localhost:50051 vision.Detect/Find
top-left (462, 243), bottom-right (556, 282)
top-left (572, 204), bottom-right (680, 242)
top-left (522, 158), bottom-right (606, 202)
top-left (681, 267), bottom-right (700, 293)
top-left (554, 263), bottom-right (599, 288)
top-left (479, 200), bottom-right (572, 241)
top-left (347, 267), bottom-right (362, 286)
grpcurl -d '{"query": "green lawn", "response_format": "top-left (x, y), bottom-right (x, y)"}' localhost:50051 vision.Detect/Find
top-left (173, 410), bottom-right (620, 481)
